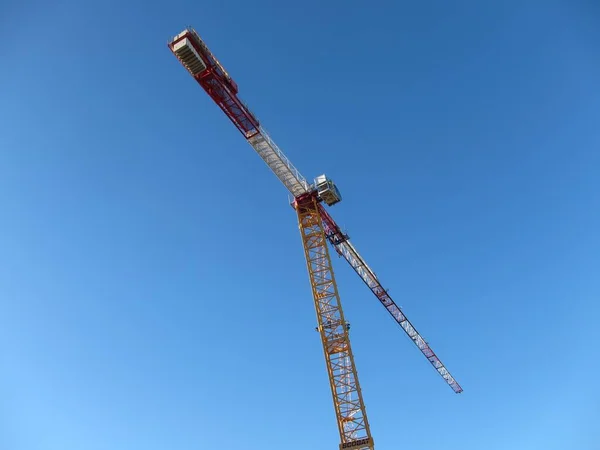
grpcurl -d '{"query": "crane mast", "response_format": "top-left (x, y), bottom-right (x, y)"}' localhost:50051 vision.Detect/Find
top-left (168, 26), bottom-right (461, 450)
top-left (296, 194), bottom-right (373, 449)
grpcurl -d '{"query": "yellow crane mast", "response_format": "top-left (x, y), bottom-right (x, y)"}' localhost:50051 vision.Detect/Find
top-left (296, 194), bottom-right (373, 450)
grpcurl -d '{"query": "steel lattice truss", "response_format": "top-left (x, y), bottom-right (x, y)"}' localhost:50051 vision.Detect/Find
top-left (296, 196), bottom-right (374, 450)
top-left (319, 206), bottom-right (463, 394)
top-left (169, 26), bottom-right (462, 450)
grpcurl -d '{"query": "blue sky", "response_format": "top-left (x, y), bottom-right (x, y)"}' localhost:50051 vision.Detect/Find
top-left (1, 1), bottom-right (599, 449)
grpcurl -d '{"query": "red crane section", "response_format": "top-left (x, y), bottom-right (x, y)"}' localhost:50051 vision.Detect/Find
top-left (169, 28), bottom-right (259, 138)
top-left (169, 28), bottom-right (309, 197)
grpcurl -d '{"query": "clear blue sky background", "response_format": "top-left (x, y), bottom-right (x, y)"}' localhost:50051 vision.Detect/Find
top-left (1, 1), bottom-right (599, 449)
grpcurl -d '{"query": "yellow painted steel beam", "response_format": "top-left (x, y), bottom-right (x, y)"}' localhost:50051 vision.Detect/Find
top-left (295, 195), bottom-right (374, 450)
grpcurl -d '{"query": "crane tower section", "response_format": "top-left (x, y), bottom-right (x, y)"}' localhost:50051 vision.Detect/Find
top-left (295, 193), bottom-right (373, 450)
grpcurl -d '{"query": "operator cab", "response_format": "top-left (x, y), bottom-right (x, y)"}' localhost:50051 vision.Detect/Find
top-left (315, 174), bottom-right (342, 206)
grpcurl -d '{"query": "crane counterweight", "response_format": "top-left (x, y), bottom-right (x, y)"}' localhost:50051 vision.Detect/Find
top-left (171, 38), bottom-right (207, 75)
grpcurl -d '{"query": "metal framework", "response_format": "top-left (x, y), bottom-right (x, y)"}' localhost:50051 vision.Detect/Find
top-left (319, 205), bottom-right (463, 393)
top-left (169, 28), bottom-right (308, 197)
top-left (248, 127), bottom-right (309, 197)
top-left (168, 26), bottom-right (462, 450)
top-left (296, 194), bottom-right (373, 450)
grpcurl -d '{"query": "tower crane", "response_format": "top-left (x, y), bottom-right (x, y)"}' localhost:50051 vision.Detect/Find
top-left (168, 27), bottom-right (462, 450)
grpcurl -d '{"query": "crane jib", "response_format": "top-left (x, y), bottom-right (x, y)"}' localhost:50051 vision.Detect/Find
top-left (318, 205), bottom-right (463, 394)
